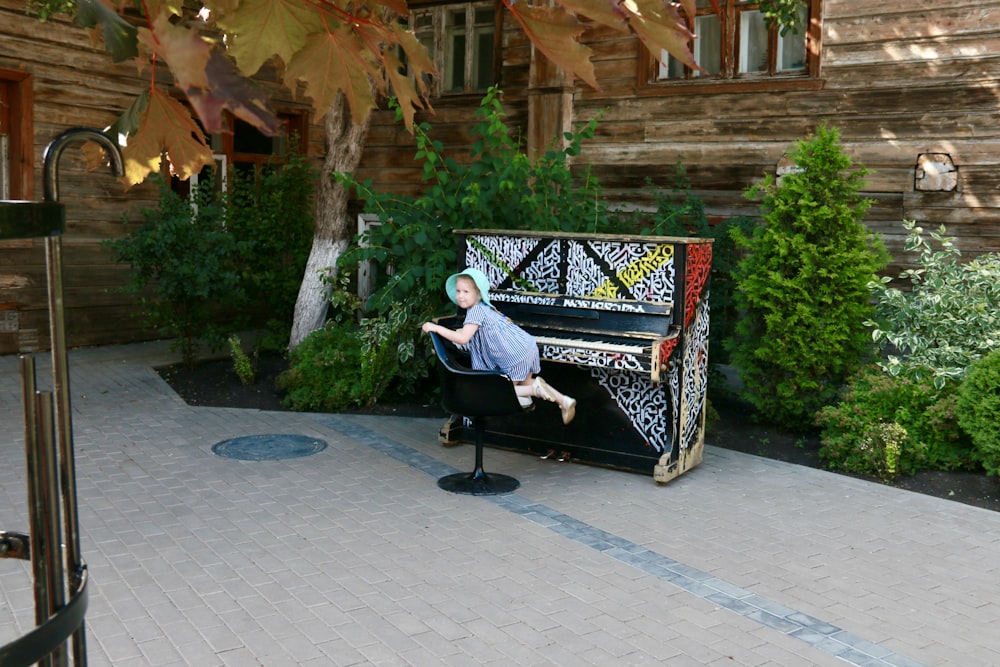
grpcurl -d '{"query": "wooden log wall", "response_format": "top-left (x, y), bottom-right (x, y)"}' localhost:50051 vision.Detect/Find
top-left (0, 0), bottom-right (324, 353)
top-left (4, 0), bottom-right (997, 351)
top-left (356, 0), bottom-right (1000, 280)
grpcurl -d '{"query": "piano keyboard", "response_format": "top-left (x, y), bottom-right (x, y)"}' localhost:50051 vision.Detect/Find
top-left (534, 335), bottom-right (649, 356)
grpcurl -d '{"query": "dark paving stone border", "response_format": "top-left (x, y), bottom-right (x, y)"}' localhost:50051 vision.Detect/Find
top-left (317, 414), bottom-right (926, 667)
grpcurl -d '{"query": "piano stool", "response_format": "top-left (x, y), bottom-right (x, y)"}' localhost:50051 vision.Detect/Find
top-left (428, 331), bottom-right (524, 495)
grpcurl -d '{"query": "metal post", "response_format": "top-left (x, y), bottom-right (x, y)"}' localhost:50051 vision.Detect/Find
top-left (35, 390), bottom-right (67, 667)
top-left (21, 355), bottom-right (54, 667)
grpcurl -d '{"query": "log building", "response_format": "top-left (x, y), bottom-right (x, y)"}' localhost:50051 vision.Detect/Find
top-left (3, 0), bottom-right (998, 351)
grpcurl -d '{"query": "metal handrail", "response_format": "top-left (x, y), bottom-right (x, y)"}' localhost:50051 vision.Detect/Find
top-left (0, 127), bottom-right (123, 667)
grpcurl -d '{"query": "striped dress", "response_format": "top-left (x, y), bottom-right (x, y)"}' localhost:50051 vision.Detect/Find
top-left (462, 302), bottom-right (540, 381)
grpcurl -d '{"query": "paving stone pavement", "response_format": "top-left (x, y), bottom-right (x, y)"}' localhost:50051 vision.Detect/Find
top-left (2, 340), bottom-right (999, 666)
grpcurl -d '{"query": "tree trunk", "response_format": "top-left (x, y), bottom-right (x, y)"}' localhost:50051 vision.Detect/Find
top-left (289, 92), bottom-right (372, 349)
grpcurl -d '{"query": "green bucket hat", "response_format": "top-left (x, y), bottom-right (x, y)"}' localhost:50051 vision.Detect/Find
top-left (445, 267), bottom-right (492, 308)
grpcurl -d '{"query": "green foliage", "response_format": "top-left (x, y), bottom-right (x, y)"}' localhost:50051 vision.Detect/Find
top-left (107, 176), bottom-right (242, 366)
top-left (705, 215), bottom-right (757, 366)
top-left (339, 87), bottom-right (617, 314)
top-left (759, 0), bottom-right (808, 36)
top-left (641, 166), bottom-right (710, 238)
top-left (357, 289), bottom-right (436, 403)
top-left (227, 152), bottom-right (316, 350)
top-left (24, 0), bottom-right (75, 20)
top-left (956, 349), bottom-right (1000, 476)
top-left (816, 366), bottom-right (973, 478)
top-left (108, 156), bottom-right (314, 364)
top-left (227, 335), bottom-right (258, 385)
top-left (277, 323), bottom-right (366, 412)
top-left (278, 283), bottom-right (435, 411)
top-left (289, 88), bottom-right (726, 412)
top-left (727, 124), bottom-right (889, 431)
top-left (867, 221), bottom-right (1000, 388)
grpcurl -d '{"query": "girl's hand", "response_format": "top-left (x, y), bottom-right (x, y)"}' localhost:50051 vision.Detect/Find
top-left (421, 322), bottom-right (435, 333)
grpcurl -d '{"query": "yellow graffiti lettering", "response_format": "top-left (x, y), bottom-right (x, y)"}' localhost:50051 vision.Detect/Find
top-left (589, 244), bottom-right (673, 298)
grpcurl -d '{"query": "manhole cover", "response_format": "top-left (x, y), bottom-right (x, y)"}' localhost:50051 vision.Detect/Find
top-left (211, 434), bottom-right (328, 461)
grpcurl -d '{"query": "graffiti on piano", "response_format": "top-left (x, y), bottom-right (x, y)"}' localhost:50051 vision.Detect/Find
top-left (591, 367), bottom-right (671, 452)
top-left (585, 242), bottom-right (675, 300)
top-left (680, 294), bottom-right (711, 450)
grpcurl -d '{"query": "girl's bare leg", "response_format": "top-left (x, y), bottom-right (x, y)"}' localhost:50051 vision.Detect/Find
top-left (529, 376), bottom-right (576, 425)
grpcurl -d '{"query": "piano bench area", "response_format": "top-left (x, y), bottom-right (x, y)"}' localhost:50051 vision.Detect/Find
top-left (437, 229), bottom-right (713, 485)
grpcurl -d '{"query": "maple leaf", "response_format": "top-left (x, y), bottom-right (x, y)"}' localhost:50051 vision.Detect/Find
top-left (120, 88), bottom-right (215, 186)
top-left (625, 0), bottom-right (698, 70)
top-left (138, 15), bottom-right (211, 90)
top-left (354, 19), bottom-right (435, 131)
top-left (194, 50), bottom-right (282, 135)
top-left (284, 27), bottom-right (382, 125)
top-left (75, 0), bottom-right (138, 62)
top-left (553, 0), bottom-right (630, 33)
top-left (383, 51), bottom-right (426, 132)
top-left (214, 0), bottom-right (325, 76)
top-left (503, 2), bottom-right (598, 90)
top-left (553, 0), bottom-right (697, 68)
top-left (141, 13), bottom-right (280, 135)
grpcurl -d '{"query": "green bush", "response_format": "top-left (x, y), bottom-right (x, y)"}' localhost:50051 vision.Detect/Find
top-left (277, 282), bottom-right (436, 411)
top-left (306, 89), bottom-right (721, 409)
top-left (109, 155), bottom-right (315, 364)
top-left (727, 124), bottom-right (888, 431)
top-left (816, 366), bottom-right (973, 477)
top-left (277, 323), bottom-right (366, 412)
top-left (867, 221), bottom-right (1000, 388)
top-left (227, 152), bottom-right (316, 350)
top-left (107, 176), bottom-right (242, 366)
top-left (956, 349), bottom-right (1000, 476)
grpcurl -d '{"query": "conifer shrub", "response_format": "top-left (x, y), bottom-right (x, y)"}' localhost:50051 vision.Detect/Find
top-left (956, 349), bottom-right (1000, 476)
top-left (727, 124), bottom-right (888, 431)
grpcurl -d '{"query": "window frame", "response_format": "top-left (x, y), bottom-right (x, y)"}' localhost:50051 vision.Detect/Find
top-left (408, 0), bottom-right (500, 98)
top-left (171, 110), bottom-right (308, 199)
top-left (638, 0), bottom-right (823, 96)
top-left (0, 70), bottom-right (34, 200)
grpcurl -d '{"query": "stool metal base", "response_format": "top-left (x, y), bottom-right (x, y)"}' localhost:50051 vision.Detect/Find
top-left (438, 470), bottom-right (520, 496)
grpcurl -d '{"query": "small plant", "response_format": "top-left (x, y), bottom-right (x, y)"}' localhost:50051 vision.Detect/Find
top-left (867, 221), bottom-right (1000, 388)
top-left (956, 349), bottom-right (1000, 476)
top-left (357, 290), bottom-right (436, 404)
top-left (857, 422), bottom-right (907, 482)
top-left (227, 335), bottom-right (258, 386)
top-left (727, 124), bottom-right (888, 431)
top-left (227, 151), bottom-right (316, 349)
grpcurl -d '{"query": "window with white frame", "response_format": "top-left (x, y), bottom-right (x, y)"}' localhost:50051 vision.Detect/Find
top-left (410, 1), bottom-right (496, 96)
top-left (653, 0), bottom-right (816, 84)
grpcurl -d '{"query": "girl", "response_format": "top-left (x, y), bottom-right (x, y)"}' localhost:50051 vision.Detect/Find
top-left (422, 267), bottom-right (576, 426)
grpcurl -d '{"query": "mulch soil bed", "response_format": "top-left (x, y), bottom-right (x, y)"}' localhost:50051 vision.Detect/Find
top-left (157, 353), bottom-right (1000, 513)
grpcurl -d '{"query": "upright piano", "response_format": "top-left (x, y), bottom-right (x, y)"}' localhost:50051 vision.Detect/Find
top-left (438, 229), bottom-right (713, 483)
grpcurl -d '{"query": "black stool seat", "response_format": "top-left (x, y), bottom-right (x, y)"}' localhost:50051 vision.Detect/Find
top-left (428, 332), bottom-right (524, 495)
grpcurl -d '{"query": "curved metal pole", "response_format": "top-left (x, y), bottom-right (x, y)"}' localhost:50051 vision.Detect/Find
top-left (41, 127), bottom-right (124, 666)
top-left (42, 127), bottom-right (124, 203)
